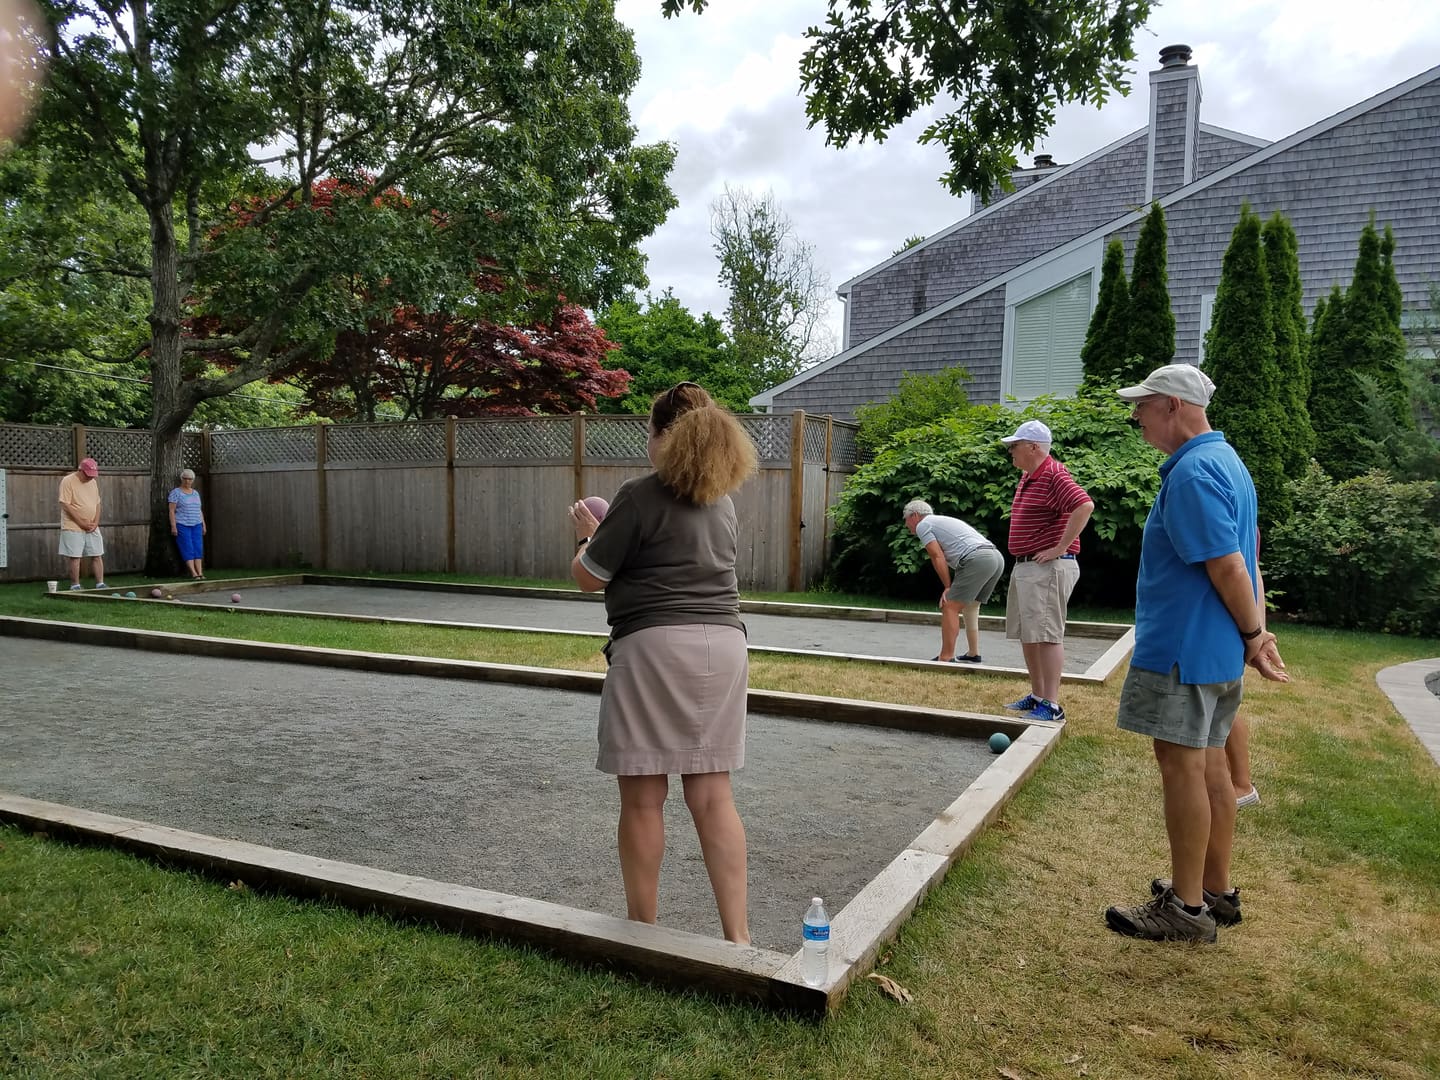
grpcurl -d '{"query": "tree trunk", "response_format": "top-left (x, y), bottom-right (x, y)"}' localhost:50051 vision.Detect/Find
top-left (144, 199), bottom-right (189, 578)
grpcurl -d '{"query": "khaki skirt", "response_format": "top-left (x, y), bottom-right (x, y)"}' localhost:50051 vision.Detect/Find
top-left (597, 623), bottom-right (748, 776)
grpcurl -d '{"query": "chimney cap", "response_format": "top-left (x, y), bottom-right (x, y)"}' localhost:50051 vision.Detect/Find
top-left (1159, 44), bottom-right (1193, 67)
top-left (1034, 154), bottom-right (1055, 169)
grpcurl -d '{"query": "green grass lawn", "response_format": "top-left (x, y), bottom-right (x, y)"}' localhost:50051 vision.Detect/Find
top-left (1, 571), bottom-right (1438, 1078)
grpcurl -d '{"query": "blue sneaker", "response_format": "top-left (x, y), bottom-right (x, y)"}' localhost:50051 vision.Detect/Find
top-left (1022, 700), bottom-right (1066, 723)
top-left (1004, 694), bottom-right (1039, 712)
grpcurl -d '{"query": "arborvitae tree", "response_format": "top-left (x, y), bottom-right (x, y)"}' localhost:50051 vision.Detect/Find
top-left (1123, 202), bottom-right (1176, 383)
top-left (1206, 203), bottom-right (1289, 527)
top-left (1261, 212), bottom-right (1315, 474)
top-left (1340, 215), bottom-right (1411, 441)
top-left (1380, 224), bottom-right (1404, 324)
top-left (1079, 237), bottom-right (1131, 386)
top-left (1307, 285), bottom-right (1357, 477)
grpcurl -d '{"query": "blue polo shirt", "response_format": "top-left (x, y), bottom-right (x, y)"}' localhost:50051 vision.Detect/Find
top-left (1132, 431), bottom-right (1258, 685)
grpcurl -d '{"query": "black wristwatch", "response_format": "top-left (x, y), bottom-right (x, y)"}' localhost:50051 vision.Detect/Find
top-left (576, 537), bottom-right (590, 549)
top-left (1240, 625), bottom-right (1263, 641)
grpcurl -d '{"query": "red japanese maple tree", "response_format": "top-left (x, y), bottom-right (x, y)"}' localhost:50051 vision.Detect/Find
top-left (196, 178), bottom-right (631, 419)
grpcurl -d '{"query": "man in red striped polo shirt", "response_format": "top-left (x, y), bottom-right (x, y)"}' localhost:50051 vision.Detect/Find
top-left (1000, 420), bottom-right (1095, 722)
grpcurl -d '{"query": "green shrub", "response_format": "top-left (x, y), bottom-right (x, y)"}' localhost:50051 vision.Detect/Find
top-left (853, 366), bottom-right (973, 453)
top-left (829, 387), bottom-right (1162, 605)
top-left (1265, 466), bottom-right (1440, 635)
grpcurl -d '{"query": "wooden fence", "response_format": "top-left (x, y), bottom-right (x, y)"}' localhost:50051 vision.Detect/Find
top-left (0, 414), bottom-right (859, 591)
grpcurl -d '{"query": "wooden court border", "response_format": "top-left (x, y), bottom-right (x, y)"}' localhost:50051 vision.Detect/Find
top-left (52, 572), bottom-right (1135, 684)
top-left (0, 616), bottom-right (1062, 1014)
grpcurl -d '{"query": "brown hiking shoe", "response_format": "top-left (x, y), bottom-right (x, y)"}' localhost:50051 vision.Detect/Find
top-left (1150, 877), bottom-right (1242, 927)
top-left (1106, 886), bottom-right (1218, 943)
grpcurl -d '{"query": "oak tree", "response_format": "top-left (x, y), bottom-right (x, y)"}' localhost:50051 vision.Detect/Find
top-left (661, 0), bottom-right (1155, 197)
top-left (21, 0), bottom-right (676, 573)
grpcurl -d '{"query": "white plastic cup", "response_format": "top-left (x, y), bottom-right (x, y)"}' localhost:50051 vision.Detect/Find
top-left (46, 580), bottom-right (58, 593)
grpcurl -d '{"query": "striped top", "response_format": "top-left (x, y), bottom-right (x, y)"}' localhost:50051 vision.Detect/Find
top-left (168, 487), bottom-right (204, 527)
top-left (1007, 455), bottom-right (1091, 557)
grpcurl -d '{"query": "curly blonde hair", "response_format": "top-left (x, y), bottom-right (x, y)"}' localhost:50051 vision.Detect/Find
top-left (650, 382), bottom-right (758, 505)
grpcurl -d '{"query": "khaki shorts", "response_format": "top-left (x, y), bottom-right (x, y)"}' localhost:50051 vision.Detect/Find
top-left (1004, 557), bottom-right (1079, 644)
top-left (58, 529), bottom-right (104, 558)
top-left (1116, 664), bottom-right (1244, 749)
top-left (946, 546), bottom-right (1005, 604)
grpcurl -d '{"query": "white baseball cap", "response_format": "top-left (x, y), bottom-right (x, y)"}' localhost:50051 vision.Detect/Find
top-left (1116, 363), bottom-right (1216, 407)
top-left (1000, 419), bottom-right (1053, 445)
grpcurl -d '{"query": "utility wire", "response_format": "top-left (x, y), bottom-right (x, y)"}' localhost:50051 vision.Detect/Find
top-left (4, 357), bottom-right (298, 405)
top-left (4, 357), bottom-right (411, 420)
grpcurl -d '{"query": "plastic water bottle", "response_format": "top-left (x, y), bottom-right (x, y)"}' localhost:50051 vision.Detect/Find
top-left (802, 896), bottom-right (830, 987)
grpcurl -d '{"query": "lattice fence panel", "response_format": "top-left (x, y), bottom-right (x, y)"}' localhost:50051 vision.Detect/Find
top-left (327, 421), bottom-right (447, 464)
top-left (830, 423), bottom-right (859, 469)
top-left (738, 414), bottom-right (791, 464)
top-left (584, 416), bottom-right (649, 460)
top-left (0, 423), bottom-right (73, 468)
top-left (85, 428), bottom-right (152, 470)
top-left (455, 417), bottom-right (573, 462)
top-left (182, 433), bottom-right (204, 471)
top-left (803, 417), bottom-right (829, 464)
top-left (211, 426), bottom-right (317, 468)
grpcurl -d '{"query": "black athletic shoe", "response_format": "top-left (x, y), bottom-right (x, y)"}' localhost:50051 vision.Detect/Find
top-left (1106, 886), bottom-right (1218, 943)
top-left (1150, 877), bottom-right (1242, 927)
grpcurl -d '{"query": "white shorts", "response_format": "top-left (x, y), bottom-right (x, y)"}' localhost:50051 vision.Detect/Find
top-left (59, 529), bottom-right (105, 558)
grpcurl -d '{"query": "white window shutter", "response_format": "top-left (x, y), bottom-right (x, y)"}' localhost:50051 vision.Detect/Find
top-left (1048, 276), bottom-right (1091, 396)
top-left (1011, 273), bottom-right (1093, 399)
top-left (1198, 292), bottom-right (1217, 368)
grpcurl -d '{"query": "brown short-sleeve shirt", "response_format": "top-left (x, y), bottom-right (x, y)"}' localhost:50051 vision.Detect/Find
top-left (578, 473), bottom-right (744, 642)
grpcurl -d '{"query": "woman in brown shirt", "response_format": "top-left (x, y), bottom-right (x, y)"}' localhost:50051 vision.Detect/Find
top-left (570, 382), bottom-right (757, 944)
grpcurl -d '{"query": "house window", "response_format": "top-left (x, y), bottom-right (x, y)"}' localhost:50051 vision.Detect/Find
top-left (1198, 292), bottom-right (1216, 367)
top-left (1010, 274), bottom-right (1092, 399)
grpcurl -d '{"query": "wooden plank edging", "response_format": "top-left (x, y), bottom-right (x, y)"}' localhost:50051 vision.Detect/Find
top-left (0, 793), bottom-right (820, 1014)
top-left (0, 627), bottom-right (1061, 1014)
top-left (774, 722), bottom-right (1064, 1005)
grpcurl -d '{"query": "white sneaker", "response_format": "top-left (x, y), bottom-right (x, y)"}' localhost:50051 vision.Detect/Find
top-left (69, 583), bottom-right (84, 591)
top-left (94, 582), bottom-right (108, 590)
top-left (1236, 787), bottom-right (1260, 810)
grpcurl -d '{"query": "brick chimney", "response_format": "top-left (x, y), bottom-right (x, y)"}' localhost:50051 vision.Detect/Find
top-left (1147, 44), bottom-right (1201, 201)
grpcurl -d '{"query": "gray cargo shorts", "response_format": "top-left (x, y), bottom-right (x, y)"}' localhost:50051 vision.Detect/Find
top-left (1116, 663), bottom-right (1244, 749)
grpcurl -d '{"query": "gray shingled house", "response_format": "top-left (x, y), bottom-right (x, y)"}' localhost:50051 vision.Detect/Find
top-left (752, 47), bottom-right (1440, 418)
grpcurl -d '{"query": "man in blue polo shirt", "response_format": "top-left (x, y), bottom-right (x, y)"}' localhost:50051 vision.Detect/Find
top-left (1104, 364), bottom-right (1288, 943)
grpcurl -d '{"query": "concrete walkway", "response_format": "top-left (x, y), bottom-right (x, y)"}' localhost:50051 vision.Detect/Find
top-left (1375, 658), bottom-right (1440, 768)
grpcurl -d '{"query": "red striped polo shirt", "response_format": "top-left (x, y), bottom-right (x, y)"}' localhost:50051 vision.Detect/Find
top-left (1008, 455), bottom-right (1092, 557)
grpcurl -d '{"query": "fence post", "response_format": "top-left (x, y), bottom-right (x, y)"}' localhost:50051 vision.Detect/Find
top-left (787, 410), bottom-right (806, 593)
top-left (315, 422), bottom-right (329, 570)
top-left (822, 416), bottom-right (834, 570)
top-left (72, 424), bottom-right (86, 466)
top-left (572, 413), bottom-right (586, 502)
top-left (445, 416), bottom-right (457, 574)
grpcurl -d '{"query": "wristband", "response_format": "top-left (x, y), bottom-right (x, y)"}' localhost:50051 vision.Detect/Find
top-left (577, 537), bottom-right (590, 549)
top-left (1240, 625), bottom-right (1263, 641)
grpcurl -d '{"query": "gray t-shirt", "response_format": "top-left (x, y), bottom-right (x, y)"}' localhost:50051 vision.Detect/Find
top-left (915, 514), bottom-right (994, 566)
top-left (579, 473), bottom-right (744, 642)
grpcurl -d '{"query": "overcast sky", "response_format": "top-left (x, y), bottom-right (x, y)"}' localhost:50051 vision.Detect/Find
top-left (613, 0), bottom-right (1440, 352)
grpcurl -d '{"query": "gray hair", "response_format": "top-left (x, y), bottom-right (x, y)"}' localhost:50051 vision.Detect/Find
top-left (902, 499), bottom-right (933, 519)
top-left (179, 469), bottom-right (196, 480)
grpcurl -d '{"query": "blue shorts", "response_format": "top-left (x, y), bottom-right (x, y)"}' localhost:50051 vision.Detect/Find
top-left (175, 523), bottom-right (204, 561)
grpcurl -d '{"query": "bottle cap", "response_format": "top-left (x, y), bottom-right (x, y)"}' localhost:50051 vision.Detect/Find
top-left (811, 896), bottom-right (823, 905)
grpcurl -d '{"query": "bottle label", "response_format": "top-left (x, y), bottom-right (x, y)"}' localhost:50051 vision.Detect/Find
top-left (803, 924), bottom-right (829, 942)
